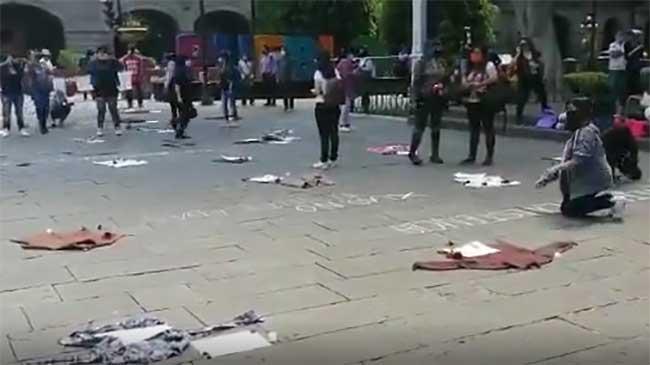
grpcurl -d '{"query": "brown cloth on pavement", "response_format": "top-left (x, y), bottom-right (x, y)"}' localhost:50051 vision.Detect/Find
top-left (412, 240), bottom-right (577, 271)
top-left (12, 227), bottom-right (127, 250)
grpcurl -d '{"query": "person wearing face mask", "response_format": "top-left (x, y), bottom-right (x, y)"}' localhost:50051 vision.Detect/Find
top-left (608, 31), bottom-right (628, 114)
top-left (536, 97), bottom-right (624, 219)
top-left (461, 46), bottom-right (499, 165)
top-left (277, 46), bottom-right (294, 111)
top-left (238, 54), bottom-right (255, 106)
top-left (408, 41), bottom-right (448, 165)
top-left (514, 39), bottom-right (548, 124)
top-left (120, 45), bottom-right (146, 110)
top-left (0, 52), bottom-right (29, 137)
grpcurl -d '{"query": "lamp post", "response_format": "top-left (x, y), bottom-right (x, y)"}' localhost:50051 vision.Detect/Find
top-left (199, 0), bottom-right (213, 105)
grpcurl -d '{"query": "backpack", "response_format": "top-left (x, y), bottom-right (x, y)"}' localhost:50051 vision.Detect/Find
top-left (323, 77), bottom-right (345, 106)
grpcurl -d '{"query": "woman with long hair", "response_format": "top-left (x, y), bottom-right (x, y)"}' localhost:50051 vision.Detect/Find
top-left (461, 46), bottom-right (499, 165)
top-left (311, 52), bottom-right (342, 169)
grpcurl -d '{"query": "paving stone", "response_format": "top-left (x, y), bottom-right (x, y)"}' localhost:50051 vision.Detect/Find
top-left (562, 299), bottom-right (650, 339)
top-left (562, 255), bottom-right (647, 280)
top-left (316, 250), bottom-right (433, 279)
top-left (595, 269), bottom-right (650, 299)
top-left (8, 326), bottom-right (78, 362)
top-left (186, 285), bottom-right (347, 325)
top-left (0, 306), bottom-right (31, 335)
top-left (147, 307), bottom-right (206, 329)
top-left (21, 294), bottom-right (142, 331)
top-left (535, 335), bottom-right (650, 365)
top-left (0, 333), bottom-right (17, 365)
top-left (55, 268), bottom-right (211, 301)
top-left (130, 284), bottom-right (208, 311)
top-left (475, 265), bottom-right (595, 296)
top-left (0, 261), bottom-right (74, 292)
top-left (0, 286), bottom-right (60, 308)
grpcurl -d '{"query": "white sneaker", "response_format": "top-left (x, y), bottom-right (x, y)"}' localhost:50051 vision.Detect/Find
top-left (609, 198), bottom-right (627, 221)
top-left (115, 127), bottom-right (123, 136)
top-left (19, 129), bottom-right (30, 137)
top-left (312, 161), bottom-right (329, 170)
top-left (339, 126), bottom-right (351, 133)
top-left (328, 160), bottom-right (337, 169)
top-left (0, 129), bottom-right (9, 138)
top-left (96, 128), bottom-right (104, 137)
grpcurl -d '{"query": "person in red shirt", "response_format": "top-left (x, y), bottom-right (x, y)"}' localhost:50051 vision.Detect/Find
top-left (120, 45), bottom-right (145, 109)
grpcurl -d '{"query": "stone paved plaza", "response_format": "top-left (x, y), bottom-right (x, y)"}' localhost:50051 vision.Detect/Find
top-left (1, 98), bottom-right (649, 364)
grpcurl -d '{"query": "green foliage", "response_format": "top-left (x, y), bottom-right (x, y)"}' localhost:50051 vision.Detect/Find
top-left (376, 0), bottom-right (411, 51)
top-left (351, 35), bottom-right (388, 56)
top-left (254, 0), bottom-right (371, 48)
top-left (563, 72), bottom-right (609, 97)
top-left (439, 0), bottom-right (498, 56)
top-left (56, 49), bottom-right (80, 74)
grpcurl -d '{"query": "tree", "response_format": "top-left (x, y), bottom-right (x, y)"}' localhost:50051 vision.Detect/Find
top-left (438, 0), bottom-right (498, 56)
top-left (376, 0), bottom-right (412, 52)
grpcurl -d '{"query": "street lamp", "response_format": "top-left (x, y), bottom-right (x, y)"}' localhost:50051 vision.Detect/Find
top-left (580, 12), bottom-right (599, 70)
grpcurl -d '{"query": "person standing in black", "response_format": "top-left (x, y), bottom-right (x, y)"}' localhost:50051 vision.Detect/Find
top-left (88, 46), bottom-right (123, 137)
top-left (514, 39), bottom-right (549, 124)
top-left (408, 41), bottom-right (448, 165)
top-left (462, 46), bottom-right (499, 166)
top-left (0, 52), bottom-right (29, 137)
top-left (624, 29), bottom-right (643, 97)
top-left (170, 56), bottom-right (194, 139)
top-left (277, 46), bottom-right (294, 111)
top-left (78, 49), bottom-right (94, 100)
top-left (311, 52), bottom-right (342, 170)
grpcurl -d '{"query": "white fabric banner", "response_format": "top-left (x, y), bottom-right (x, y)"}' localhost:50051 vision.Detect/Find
top-left (75, 75), bottom-right (93, 92)
top-left (118, 71), bottom-right (133, 91)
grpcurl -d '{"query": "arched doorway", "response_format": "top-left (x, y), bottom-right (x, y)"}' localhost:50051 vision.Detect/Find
top-left (553, 14), bottom-right (572, 58)
top-left (0, 3), bottom-right (65, 58)
top-left (194, 10), bottom-right (250, 34)
top-left (128, 9), bottom-right (178, 60)
top-left (601, 17), bottom-right (620, 50)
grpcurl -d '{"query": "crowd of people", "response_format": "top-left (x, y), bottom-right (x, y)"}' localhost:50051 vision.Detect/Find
top-left (608, 29), bottom-right (645, 114)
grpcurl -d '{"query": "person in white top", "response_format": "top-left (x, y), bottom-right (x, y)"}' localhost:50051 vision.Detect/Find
top-left (238, 54), bottom-right (255, 106)
top-left (608, 31), bottom-right (627, 113)
top-left (311, 52), bottom-right (343, 170)
top-left (461, 46), bottom-right (499, 166)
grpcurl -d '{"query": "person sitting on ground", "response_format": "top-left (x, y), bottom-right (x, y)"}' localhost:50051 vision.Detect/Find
top-left (602, 125), bottom-right (642, 181)
top-left (535, 97), bottom-right (625, 219)
top-left (50, 89), bottom-right (73, 127)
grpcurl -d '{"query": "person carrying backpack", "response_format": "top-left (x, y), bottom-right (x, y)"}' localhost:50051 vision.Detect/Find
top-left (311, 52), bottom-right (344, 170)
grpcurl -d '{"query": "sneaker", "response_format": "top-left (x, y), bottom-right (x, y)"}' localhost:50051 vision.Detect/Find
top-left (312, 161), bottom-right (329, 170)
top-left (608, 198), bottom-right (627, 221)
top-left (460, 157), bottom-right (475, 165)
top-left (115, 127), bottom-right (123, 136)
top-left (0, 129), bottom-right (9, 138)
top-left (328, 160), bottom-right (337, 169)
top-left (430, 156), bottom-right (444, 164)
top-left (19, 129), bottom-right (30, 137)
top-left (339, 126), bottom-right (352, 133)
top-left (96, 128), bottom-right (104, 137)
top-left (409, 153), bottom-right (423, 166)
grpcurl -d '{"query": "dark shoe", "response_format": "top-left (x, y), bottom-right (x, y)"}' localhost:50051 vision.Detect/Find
top-left (482, 157), bottom-right (493, 166)
top-left (460, 157), bottom-right (475, 165)
top-left (429, 156), bottom-right (444, 164)
top-left (40, 128), bottom-right (49, 135)
top-left (409, 153), bottom-right (423, 166)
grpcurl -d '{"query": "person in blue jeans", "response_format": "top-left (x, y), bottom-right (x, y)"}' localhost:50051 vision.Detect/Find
top-left (0, 53), bottom-right (29, 137)
top-left (25, 50), bottom-right (54, 134)
top-left (219, 53), bottom-right (239, 124)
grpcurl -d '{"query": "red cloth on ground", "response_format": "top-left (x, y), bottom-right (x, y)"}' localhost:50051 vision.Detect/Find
top-left (412, 240), bottom-right (577, 271)
top-left (12, 228), bottom-right (127, 250)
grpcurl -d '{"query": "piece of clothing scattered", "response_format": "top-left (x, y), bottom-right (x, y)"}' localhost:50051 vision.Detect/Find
top-left (235, 129), bottom-right (300, 145)
top-left (234, 138), bottom-right (263, 144)
top-left (34, 311), bottom-right (268, 365)
top-left (413, 240), bottom-right (577, 271)
top-left (437, 241), bottom-right (500, 258)
top-left (216, 155), bottom-right (253, 164)
top-left (453, 172), bottom-right (520, 188)
top-left (243, 174), bottom-right (282, 184)
top-left (93, 159), bottom-right (148, 168)
top-left (243, 173), bottom-right (335, 189)
top-left (367, 144), bottom-right (411, 156)
top-left (11, 227), bottom-right (126, 250)
top-left (135, 127), bottom-right (175, 134)
top-left (74, 137), bottom-right (105, 144)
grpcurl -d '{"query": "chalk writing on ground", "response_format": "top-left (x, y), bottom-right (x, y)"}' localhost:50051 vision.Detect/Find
top-left (391, 185), bottom-right (650, 235)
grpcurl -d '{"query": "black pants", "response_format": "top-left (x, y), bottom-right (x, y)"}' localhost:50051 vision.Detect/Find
top-left (262, 73), bottom-right (276, 105)
top-left (516, 78), bottom-right (548, 122)
top-left (174, 100), bottom-right (192, 138)
top-left (411, 97), bottom-right (444, 157)
top-left (283, 97), bottom-right (295, 110)
top-left (561, 193), bottom-right (615, 218)
top-left (466, 102), bottom-right (496, 160)
top-left (126, 82), bottom-right (144, 109)
top-left (315, 103), bottom-right (341, 162)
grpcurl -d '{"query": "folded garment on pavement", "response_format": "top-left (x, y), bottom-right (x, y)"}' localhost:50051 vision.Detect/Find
top-left (413, 240), bottom-right (577, 271)
top-left (11, 227), bottom-right (127, 250)
top-left (234, 138), bottom-right (263, 144)
top-left (217, 155), bottom-right (253, 163)
top-left (243, 174), bottom-right (282, 183)
top-left (437, 241), bottom-right (500, 258)
top-left (74, 137), bottom-right (105, 144)
top-left (453, 172), bottom-right (521, 188)
top-left (93, 159), bottom-right (148, 168)
top-left (367, 144), bottom-right (411, 156)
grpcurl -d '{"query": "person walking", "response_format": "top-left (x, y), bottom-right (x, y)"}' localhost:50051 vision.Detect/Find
top-left (163, 53), bottom-right (178, 127)
top-left (461, 46), bottom-right (499, 166)
top-left (358, 47), bottom-right (376, 114)
top-left (0, 52), bottom-right (29, 137)
top-left (336, 48), bottom-right (358, 132)
top-left (170, 56), bottom-right (194, 139)
top-left (277, 46), bottom-right (294, 111)
top-left (408, 41), bottom-right (448, 165)
top-left (311, 52), bottom-right (343, 170)
top-left (78, 49), bottom-right (95, 100)
top-left (238, 54), bottom-right (255, 106)
top-left (608, 31), bottom-right (627, 114)
top-left (120, 45), bottom-right (146, 110)
top-left (536, 97), bottom-right (624, 219)
top-left (514, 39), bottom-right (548, 124)
top-left (88, 46), bottom-right (123, 137)
top-left (25, 50), bottom-right (54, 135)
top-left (219, 53), bottom-right (240, 124)
top-left (260, 46), bottom-right (277, 106)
